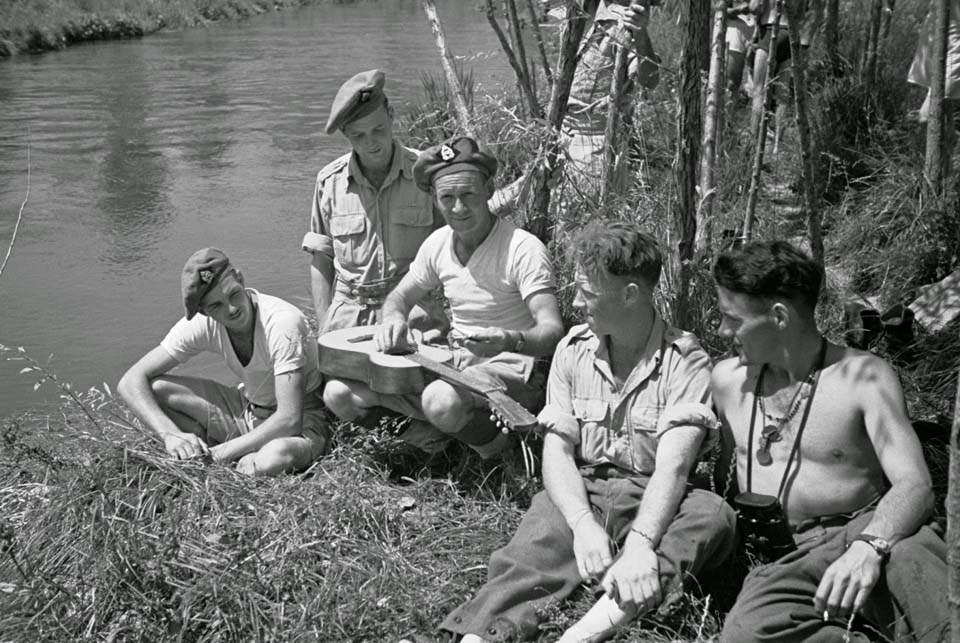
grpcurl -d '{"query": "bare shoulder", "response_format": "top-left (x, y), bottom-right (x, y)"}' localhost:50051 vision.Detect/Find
top-left (831, 345), bottom-right (901, 390)
top-left (711, 356), bottom-right (746, 401)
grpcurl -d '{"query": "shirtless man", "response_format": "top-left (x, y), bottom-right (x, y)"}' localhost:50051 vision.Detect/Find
top-left (712, 241), bottom-right (949, 642)
top-left (118, 248), bottom-right (328, 476)
top-left (323, 136), bottom-right (564, 458)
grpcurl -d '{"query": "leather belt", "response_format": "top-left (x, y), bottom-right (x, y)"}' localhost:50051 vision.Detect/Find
top-left (335, 275), bottom-right (403, 308)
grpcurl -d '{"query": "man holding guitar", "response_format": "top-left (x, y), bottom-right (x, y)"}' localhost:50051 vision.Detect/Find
top-left (323, 136), bottom-right (564, 458)
top-left (442, 223), bottom-right (735, 643)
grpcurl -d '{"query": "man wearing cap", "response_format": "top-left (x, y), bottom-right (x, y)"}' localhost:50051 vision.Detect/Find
top-left (118, 248), bottom-right (329, 476)
top-left (302, 69), bottom-right (446, 333)
top-left (322, 136), bottom-right (564, 459)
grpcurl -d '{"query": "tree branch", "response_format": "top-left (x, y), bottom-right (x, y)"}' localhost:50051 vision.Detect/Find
top-left (0, 131), bottom-right (30, 281)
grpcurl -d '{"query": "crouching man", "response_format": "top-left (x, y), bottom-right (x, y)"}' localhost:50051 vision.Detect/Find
top-left (442, 222), bottom-right (736, 643)
top-left (323, 137), bottom-right (564, 459)
top-left (713, 241), bottom-right (949, 642)
top-left (118, 248), bottom-right (329, 476)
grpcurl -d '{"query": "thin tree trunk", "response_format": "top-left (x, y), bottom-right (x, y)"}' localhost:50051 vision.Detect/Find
top-left (506, 0), bottom-right (536, 103)
top-left (863, 0), bottom-right (883, 85)
top-left (825, 0), bottom-right (840, 75)
top-left (601, 34), bottom-right (629, 206)
top-left (524, 0), bottom-right (554, 85)
top-left (881, 0), bottom-right (896, 39)
top-left (525, 1), bottom-right (588, 243)
top-left (950, 369), bottom-right (960, 643)
top-left (743, 0), bottom-right (782, 245)
top-left (785, 0), bottom-right (823, 265)
top-left (484, 0), bottom-right (543, 119)
top-left (671, 0), bottom-right (710, 329)
top-left (422, 0), bottom-right (476, 137)
top-left (697, 0), bottom-right (727, 254)
top-left (925, 0), bottom-right (950, 204)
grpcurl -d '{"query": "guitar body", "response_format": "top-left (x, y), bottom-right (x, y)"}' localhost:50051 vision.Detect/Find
top-left (317, 324), bottom-right (539, 433)
top-left (317, 325), bottom-right (454, 395)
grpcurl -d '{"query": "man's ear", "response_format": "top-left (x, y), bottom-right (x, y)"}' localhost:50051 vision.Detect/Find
top-left (386, 104), bottom-right (395, 121)
top-left (771, 301), bottom-right (791, 329)
top-left (234, 269), bottom-right (244, 285)
top-left (484, 176), bottom-right (496, 199)
top-left (621, 280), bottom-right (641, 306)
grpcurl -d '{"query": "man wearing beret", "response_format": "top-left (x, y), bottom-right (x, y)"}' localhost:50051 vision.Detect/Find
top-left (301, 69), bottom-right (446, 334)
top-left (118, 248), bottom-right (329, 476)
top-left (323, 136), bottom-right (565, 459)
top-left (439, 222), bottom-right (735, 643)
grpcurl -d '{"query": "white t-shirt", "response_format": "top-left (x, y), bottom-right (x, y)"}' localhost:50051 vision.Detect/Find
top-left (406, 218), bottom-right (556, 337)
top-left (160, 290), bottom-right (321, 408)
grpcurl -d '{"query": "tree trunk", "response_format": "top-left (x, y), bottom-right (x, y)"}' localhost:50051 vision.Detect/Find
top-left (601, 37), bottom-right (629, 206)
top-left (697, 0), bottom-right (727, 254)
top-left (881, 0), bottom-right (896, 39)
top-left (485, 0), bottom-right (543, 119)
top-left (670, 0), bottom-right (710, 329)
top-left (925, 0), bottom-right (950, 204)
top-left (950, 369), bottom-right (960, 643)
top-left (422, 0), bottom-right (476, 137)
top-left (524, 0), bottom-right (554, 85)
top-left (525, 0), bottom-right (589, 243)
top-left (785, 0), bottom-right (823, 265)
top-left (743, 0), bottom-right (782, 245)
top-left (825, 0), bottom-right (840, 75)
top-left (506, 0), bottom-right (535, 103)
top-left (863, 0), bottom-right (883, 86)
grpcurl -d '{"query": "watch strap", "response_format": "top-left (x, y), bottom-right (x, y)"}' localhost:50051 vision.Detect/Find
top-left (849, 534), bottom-right (891, 560)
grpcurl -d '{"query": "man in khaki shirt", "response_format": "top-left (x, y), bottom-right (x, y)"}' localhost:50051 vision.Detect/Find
top-left (441, 222), bottom-right (735, 643)
top-left (302, 69), bottom-right (444, 332)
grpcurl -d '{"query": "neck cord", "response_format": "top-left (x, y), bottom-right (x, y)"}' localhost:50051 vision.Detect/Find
top-left (746, 337), bottom-right (828, 499)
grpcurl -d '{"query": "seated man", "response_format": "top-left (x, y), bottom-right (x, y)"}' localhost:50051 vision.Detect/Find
top-left (712, 241), bottom-right (949, 642)
top-left (118, 248), bottom-right (329, 476)
top-left (323, 136), bottom-right (564, 458)
top-left (442, 222), bottom-right (736, 643)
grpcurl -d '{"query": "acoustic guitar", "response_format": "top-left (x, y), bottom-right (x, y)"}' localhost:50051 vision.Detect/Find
top-left (317, 325), bottom-right (539, 433)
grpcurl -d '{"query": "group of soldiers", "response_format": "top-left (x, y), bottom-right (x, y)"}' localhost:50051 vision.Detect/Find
top-left (115, 5), bottom-right (951, 641)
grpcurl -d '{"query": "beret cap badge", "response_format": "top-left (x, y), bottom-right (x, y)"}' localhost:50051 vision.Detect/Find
top-left (440, 145), bottom-right (456, 161)
top-left (199, 269), bottom-right (214, 284)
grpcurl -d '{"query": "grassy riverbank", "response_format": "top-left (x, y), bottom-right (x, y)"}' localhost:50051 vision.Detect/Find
top-left (0, 0), bottom-right (328, 56)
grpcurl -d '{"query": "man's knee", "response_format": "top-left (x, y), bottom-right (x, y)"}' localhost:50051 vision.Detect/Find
top-left (323, 379), bottom-right (363, 420)
top-left (422, 381), bottom-right (470, 433)
top-left (149, 375), bottom-right (190, 409)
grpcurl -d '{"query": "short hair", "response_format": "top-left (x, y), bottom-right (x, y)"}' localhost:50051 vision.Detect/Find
top-left (573, 220), bottom-right (662, 287)
top-left (713, 240), bottom-right (823, 311)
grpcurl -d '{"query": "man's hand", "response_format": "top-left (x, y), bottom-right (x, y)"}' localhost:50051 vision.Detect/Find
top-left (375, 318), bottom-right (412, 354)
top-left (813, 542), bottom-right (884, 620)
top-left (572, 516), bottom-right (613, 581)
top-left (461, 327), bottom-right (514, 357)
top-left (163, 432), bottom-right (209, 460)
top-left (623, 2), bottom-right (651, 30)
top-left (600, 543), bottom-right (661, 611)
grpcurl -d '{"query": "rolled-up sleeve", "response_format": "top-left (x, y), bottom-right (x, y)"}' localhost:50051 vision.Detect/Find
top-left (537, 340), bottom-right (580, 444)
top-left (302, 176), bottom-right (334, 259)
top-left (658, 346), bottom-right (717, 441)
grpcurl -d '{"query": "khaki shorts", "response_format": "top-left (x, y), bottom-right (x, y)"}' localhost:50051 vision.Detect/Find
top-left (175, 377), bottom-right (329, 462)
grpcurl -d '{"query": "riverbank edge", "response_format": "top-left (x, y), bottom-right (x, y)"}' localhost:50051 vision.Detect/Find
top-left (0, 0), bottom-right (327, 58)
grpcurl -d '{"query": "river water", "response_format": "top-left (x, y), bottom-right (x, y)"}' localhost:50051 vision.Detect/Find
top-left (0, 1), bottom-right (514, 416)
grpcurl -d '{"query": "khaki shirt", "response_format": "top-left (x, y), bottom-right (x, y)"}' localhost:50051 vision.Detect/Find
top-left (301, 144), bottom-right (441, 286)
top-left (537, 318), bottom-right (716, 475)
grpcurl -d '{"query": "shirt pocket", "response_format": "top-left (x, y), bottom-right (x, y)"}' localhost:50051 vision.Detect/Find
top-left (329, 212), bottom-right (367, 268)
top-left (388, 201), bottom-right (434, 263)
top-left (628, 405), bottom-right (661, 474)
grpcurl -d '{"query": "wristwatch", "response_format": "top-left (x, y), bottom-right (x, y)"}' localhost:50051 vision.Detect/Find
top-left (850, 534), bottom-right (892, 561)
top-left (513, 331), bottom-right (526, 353)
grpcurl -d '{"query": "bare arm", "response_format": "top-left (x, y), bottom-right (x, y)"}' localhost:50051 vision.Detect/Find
top-left (117, 346), bottom-right (209, 458)
top-left (542, 432), bottom-right (613, 580)
top-left (462, 290), bottom-right (564, 358)
top-left (310, 254), bottom-right (335, 326)
top-left (600, 425), bottom-right (707, 608)
top-left (375, 272), bottom-right (432, 352)
top-left (815, 355), bottom-right (934, 619)
top-left (209, 370), bottom-right (306, 463)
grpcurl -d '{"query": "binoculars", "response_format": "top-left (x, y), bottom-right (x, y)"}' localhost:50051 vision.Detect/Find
top-left (734, 491), bottom-right (797, 563)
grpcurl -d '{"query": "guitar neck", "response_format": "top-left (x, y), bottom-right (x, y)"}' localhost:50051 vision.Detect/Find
top-left (405, 352), bottom-right (503, 397)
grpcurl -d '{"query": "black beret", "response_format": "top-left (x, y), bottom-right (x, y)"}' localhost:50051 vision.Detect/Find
top-left (412, 136), bottom-right (498, 192)
top-left (325, 70), bottom-right (387, 135)
top-left (181, 247), bottom-right (232, 320)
